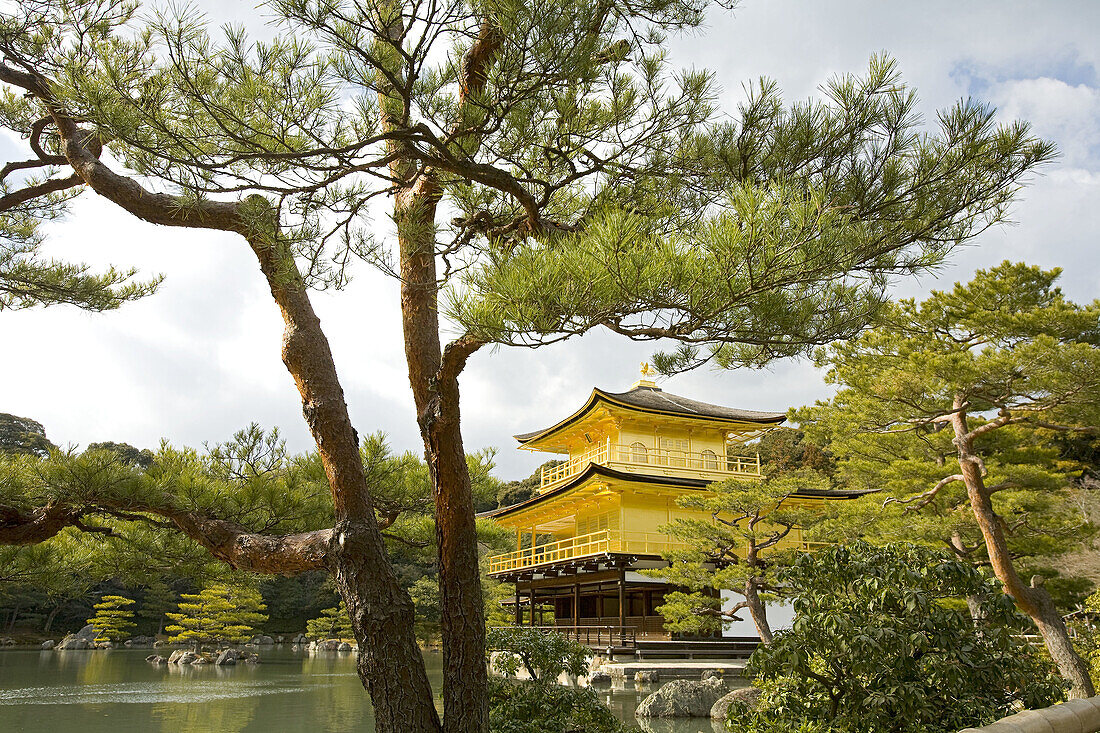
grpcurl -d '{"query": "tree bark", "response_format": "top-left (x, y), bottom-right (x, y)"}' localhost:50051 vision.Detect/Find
top-left (743, 578), bottom-right (774, 645)
top-left (44, 604), bottom-right (62, 634)
top-left (949, 398), bottom-right (1095, 698)
top-left (242, 222), bottom-right (443, 733)
top-left (743, 545), bottom-right (774, 645)
top-left (395, 177), bottom-right (488, 733)
top-left (7, 599), bottom-right (20, 633)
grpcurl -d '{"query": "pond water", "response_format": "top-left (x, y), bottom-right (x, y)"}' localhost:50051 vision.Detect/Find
top-left (0, 647), bottom-right (727, 733)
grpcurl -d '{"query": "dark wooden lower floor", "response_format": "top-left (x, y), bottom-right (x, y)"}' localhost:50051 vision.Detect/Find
top-left (497, 553), bottom-right (721, 643)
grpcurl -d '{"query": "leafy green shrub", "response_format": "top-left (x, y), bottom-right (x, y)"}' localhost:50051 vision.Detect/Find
top-left (1069, 588), bottom-right (1100, 681)
top-left (730, 542), bottom-right (1065, 733)
top-left (487, 627), bottom-right (591, 682)
top-left (488, 678), bottom-right (630, 733)
top-left (486, 628), bottom-right (632, 732)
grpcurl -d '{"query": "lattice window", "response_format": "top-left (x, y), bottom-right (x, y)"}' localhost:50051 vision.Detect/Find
top-left (701, 449), bottom-right (719, 470)
top-left (660, 437), bottom-right (689, 466)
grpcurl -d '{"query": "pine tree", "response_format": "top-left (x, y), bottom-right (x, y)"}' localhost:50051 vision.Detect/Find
top-left (651, 471), bottom-right (833, 643)
top-left (799, 261), bottom-right (1100, 698)
top-left (138, 580), bottom-right (177, 637)
top-left (87, 594), bottom-right (136, 642)
top-left (306, 601), bottom-right (353, 640)
top-left (165, 582), bottom-right (268, 650)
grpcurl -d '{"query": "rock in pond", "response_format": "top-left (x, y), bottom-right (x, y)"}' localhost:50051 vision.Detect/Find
top-left (40, 640), bottom-right (55, 650)
top-left (169, 650), bottom-right (198, 665)
top-left (588, 670), bottom-right (612, 685)
top-left (215, 649), bottom-right (240, 666)
top-left (125, 635), bottom-right (156, 648)
top-left (56, 624), bottom-right (100, 650)
top-left (636, 678), bottom-right (729, 718)
top-left (250, 635), bottom-right (275, 646)
top-left (711, 687), bottom-right (762, 720)
top-left (634, 670), bottom-right (659, 684)
top-left (146, 654), bottom-right (168, 664)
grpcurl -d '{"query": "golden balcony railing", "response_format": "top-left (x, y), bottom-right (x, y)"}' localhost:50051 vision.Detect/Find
top-left (488, 530), bottom-right (832, 575)
top-left (539, 443), bottom-right (762, 492)
top-left (488, 529), bottom-right (697, 574)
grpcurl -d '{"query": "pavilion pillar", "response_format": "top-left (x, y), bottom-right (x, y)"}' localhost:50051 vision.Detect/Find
top-left (617, 564), bottom-right (626, 645)
top-left (573, 581), bottom-right (580, 628)
top-left (514, 580), bottom-right (522, 626)
top-left (529, 584), bottom-right (536, 627)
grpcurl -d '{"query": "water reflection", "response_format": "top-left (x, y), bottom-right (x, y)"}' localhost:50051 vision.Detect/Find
top-left (0, 648), bottom-right (717, 733)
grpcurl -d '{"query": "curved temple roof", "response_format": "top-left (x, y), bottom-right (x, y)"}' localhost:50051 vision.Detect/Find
top-left (514, 384), bottom-right (787, 445)
top-left (482, 462), bottom-right (872, 520)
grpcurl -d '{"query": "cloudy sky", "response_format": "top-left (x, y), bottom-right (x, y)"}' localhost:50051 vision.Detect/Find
top-left (2, 0), bottom-right (1098, 480)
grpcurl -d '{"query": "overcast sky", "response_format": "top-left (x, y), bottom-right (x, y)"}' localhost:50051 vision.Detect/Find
top-left (2, 1), bottom-right (1098, 480)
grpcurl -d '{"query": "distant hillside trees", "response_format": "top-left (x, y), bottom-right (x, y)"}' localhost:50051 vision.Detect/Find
top-left (0, 413), bottom-right (54, 457)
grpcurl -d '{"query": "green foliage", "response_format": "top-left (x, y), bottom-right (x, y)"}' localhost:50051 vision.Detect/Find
top-left (84, 442), bottom-right (155, 469)
top-left (0, 180), bottom-right (160, 312)
top-left (486, 627), bottom-right (627, 732)
top-left (448, 54), bottom-right (1054, 371)
top-left (733, 542), bottom-right (1065, 733)
top-left (652, 471), bottom-right (832, 635)
top-left (754, 429), bottom-right (835, 477)
top-left (1069, 589), bottom-right (1100, 682)
top-left (487, 627), bottom-right (591, 683)
top-left (164, 581), bottom-right (268, 648)
top-left (260, 572), bottom-right (335, 634)
top-left (137, 580), bottom-right (177, 636)
top-left (408, 576), bottom-right (441, 642)
top-left (798, 262), bottom-right (1100, 589)
top-left (496, 462), bottom-right (562, 509)
top-left (87, 594), bottom-right (136, 641)
top-left (487, 678), bottom-right (630, 733)
top-left (306, 601), bottom-right (353, 640)
top-left (0, 418), bottom-right (517, 643)
top-left (0, 413), bottom-right (54, 457)
top-left (3, 0), bottom-right (1052, 364)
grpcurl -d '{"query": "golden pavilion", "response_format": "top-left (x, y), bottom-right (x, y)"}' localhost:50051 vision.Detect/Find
top-left (485, 367), bottom-right (861, 650)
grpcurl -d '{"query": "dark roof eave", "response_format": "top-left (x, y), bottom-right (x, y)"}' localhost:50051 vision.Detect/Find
top-left (514, 386), bottom-right (787, 445)
top-left (482, 463), bottom-right (873, 519)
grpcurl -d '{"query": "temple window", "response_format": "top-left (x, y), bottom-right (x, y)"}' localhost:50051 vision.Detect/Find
top-left (701, 449), bottom-right (719, 470)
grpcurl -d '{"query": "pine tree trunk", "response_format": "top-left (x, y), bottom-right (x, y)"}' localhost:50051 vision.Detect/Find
top-left (247, 228), bottom-right (442, 733)
top-left (44, 604), bottom-right (62, 634)
top-left (7, 600), bottom-right (20, 633)
top-left (949, 400), bottom-right (1095, 698)
top-left (395, 180), bottom-right (488, 733)
top-left (743, 578), bottom-right (774, 645)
